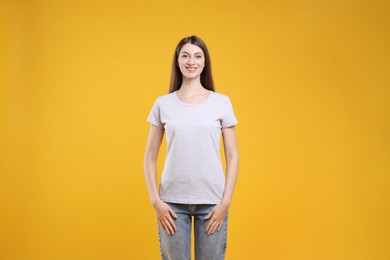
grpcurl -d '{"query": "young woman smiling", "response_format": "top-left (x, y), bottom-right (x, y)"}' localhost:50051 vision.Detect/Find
top-left (144, 35), bottom-right (239, 260)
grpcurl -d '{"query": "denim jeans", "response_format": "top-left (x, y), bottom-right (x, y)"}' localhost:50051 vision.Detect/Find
top-left (157, 202), bottom-right (228, 260)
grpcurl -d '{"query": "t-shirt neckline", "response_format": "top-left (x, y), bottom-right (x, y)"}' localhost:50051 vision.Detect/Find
top-left (174, 90), bottom-right (213, 106)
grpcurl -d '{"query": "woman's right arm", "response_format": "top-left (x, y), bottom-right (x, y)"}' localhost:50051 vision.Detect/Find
top-left (143, 124), bottom-right (177, 234)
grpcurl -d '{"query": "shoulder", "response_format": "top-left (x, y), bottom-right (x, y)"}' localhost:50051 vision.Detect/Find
top-left (152, 92), bottom-right (175, 105)
top-left (212, 91), bottom-right (230, 100)
top-left (211, 91), bottom-right (234, 106)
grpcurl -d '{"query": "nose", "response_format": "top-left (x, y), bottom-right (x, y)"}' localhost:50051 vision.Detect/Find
top-left (187, 56), bottom-right (195, 65)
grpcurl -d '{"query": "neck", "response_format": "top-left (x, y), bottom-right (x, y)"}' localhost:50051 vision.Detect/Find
top-left (179, 76), bottom-right (205, 94)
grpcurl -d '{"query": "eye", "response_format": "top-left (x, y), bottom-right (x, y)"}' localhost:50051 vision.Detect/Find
top-left (181, 54), bottom-right (188, 58)
top-left (196, 55), bottom-right (202, 58)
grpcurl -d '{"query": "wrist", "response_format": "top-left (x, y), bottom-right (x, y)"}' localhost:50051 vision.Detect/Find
top-left (150, 197), bottom-right (162, 206)
top-left (220, 199), bottom-right (231, 208)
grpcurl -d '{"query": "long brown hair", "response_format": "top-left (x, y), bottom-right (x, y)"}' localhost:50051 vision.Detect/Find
top-left (168, 35), bottom-right (215, 93)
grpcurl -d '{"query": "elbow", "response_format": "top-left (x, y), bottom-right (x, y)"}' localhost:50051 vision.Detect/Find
top-left (225, 150), bottom-right (239, 162)
top-left (144, 156), bottom-right (157, 166)
top-left (144, 151), bottom-right (158, 166)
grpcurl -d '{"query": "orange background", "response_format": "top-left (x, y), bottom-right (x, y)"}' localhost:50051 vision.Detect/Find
top-left (1, 0), bottom-right (389, 259)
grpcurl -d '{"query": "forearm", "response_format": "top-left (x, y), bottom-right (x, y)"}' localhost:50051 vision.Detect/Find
top-left (221, 155), bottom-right (239, 206)
top-left (143, 158), bottom-right (161, 205)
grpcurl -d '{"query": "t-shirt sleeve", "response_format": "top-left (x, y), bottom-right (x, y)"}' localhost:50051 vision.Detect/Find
top-left (146, 97), bottom-right (164, 128)
top-left (222, 96), bottom-right (238, 128)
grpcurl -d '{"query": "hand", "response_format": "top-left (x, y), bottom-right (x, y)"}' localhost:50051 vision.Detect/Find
top-left (204, 201), bottom-right (229, 235)
top-left (152, 200), bottom-right (178, 235)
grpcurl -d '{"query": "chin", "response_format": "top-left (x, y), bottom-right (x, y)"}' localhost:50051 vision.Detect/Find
top-left (183, 74), bottom-right (200, 79)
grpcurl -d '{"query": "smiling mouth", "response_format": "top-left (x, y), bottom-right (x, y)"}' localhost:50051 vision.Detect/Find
top-left (185, 67), bottom-right (197, 72)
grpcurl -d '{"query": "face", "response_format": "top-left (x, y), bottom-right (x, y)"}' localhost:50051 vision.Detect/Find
top-left (178, 43), bottom-right (205, 79)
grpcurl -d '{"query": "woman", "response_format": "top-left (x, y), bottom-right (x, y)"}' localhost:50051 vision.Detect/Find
top-left (143, 35), bottom-right (239, 260)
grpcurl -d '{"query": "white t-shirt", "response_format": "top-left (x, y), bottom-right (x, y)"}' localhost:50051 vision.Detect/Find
top-left (146, 89), bottom-right (238, 204)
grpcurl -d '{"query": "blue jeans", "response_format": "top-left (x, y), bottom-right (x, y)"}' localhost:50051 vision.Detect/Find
top-left (157, 202), bottom-right (229, 260)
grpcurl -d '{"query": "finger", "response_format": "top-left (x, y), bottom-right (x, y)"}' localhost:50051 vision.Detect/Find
top-left (210, 223), bottom-right (218, 234)
top-left (209, 219), bottom-right (220, 235)
top-left (205, 219), bottom-right (213, 233)
top-left (212, 220), bottom-right (222, 234)
top-left (164, 219), bottom-right (174, 234)
top-left (206, 218), bottom-right (217, 234)
top-left (160, 219), bottom-right (170, 235)
top-left (205, 210), bottom-right (214, 220)
top-left (164, 221), bottom-right (172, 235)
top-left (158, 218), bottom-right (165, 232)
top-left (168, 207), bottom-right (178, 219)
top-left (217, 220), bottom-right (223, 232)
top-left (167, 216), bottom-right (177, 232)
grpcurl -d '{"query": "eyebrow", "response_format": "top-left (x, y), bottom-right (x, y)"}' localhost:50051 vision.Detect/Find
top-left (181, 51), bottom-right (203, 55)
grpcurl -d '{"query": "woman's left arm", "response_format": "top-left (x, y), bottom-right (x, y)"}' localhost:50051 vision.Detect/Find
top-left (205, 125), bottom-right (239, 235)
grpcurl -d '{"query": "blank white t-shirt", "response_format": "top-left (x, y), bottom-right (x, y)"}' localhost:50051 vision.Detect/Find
top-left (146, 90), bottom-right (238, 204)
